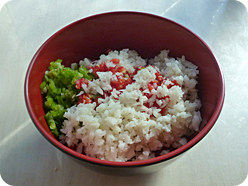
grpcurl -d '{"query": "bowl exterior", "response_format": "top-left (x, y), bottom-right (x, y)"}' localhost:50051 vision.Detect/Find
top-left (71, 153), bottom-right (181, 176)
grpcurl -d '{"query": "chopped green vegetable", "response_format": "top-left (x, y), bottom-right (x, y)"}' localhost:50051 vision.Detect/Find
top-left (40, 59), bottom-right (93, 137)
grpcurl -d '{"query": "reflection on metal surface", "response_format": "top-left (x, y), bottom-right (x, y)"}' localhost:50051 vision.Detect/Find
top-left (0, 119), bottom-right (31, 148)
top-left (161, 0), bottom-right (181, 15)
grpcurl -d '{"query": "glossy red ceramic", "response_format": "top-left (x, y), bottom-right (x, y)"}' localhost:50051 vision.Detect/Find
top-left (25, 11), bottom-right (224, 174)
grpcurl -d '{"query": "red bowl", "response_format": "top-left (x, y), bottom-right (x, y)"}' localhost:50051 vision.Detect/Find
top-left (25, 11), bottom-right (224, 175)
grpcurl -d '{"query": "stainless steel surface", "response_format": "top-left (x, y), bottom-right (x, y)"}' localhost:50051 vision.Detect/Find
top-left (0, 0), bottom-right (247, 185)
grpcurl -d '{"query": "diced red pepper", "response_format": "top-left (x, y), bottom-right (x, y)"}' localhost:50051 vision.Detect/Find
top-left (167, 80), bottom-right (179, 89)
top-left (125, 77), bottom-right (133, 86)
top-left (117, 66), bottom-right (126, 73)
top-left (111, 78), bottom-right (125, 90)
top-left (157, 75), bottom-right (163, 82)
top-left (110, 58), bottom-right (120, 64)
top-left (76, 59), bottom-right (173, 117)
top-left (148, 84), bottom-right (154, 92)
top-left (108, 66), bottom-right (117, 74)
top-left (160, 107), bottom-right (166, 114)
top-left (143, 102), bottom-right (149, 108)
top-left (77, 93), bottom-right (93, 105)
top-left (133, 66), bottom-right (143, 75)
top-left (75, 78), bottom-right (89, 89)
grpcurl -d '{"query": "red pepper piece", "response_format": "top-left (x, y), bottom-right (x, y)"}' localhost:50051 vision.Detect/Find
top-left (75, 78), bottom-right (89, 89)
top-left (110, 58), bottom-right (120, 64)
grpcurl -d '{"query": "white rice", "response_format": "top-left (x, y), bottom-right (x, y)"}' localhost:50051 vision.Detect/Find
top-left (60, 49), bottom-right (202, 162)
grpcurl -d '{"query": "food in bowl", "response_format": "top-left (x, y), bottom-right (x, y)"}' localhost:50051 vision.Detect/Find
top-left (40, 49), bottom-right (202, 162)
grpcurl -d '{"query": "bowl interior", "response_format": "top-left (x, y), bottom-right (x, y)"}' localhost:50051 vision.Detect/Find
top-left (25, 12), bottom-right (224, 166)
